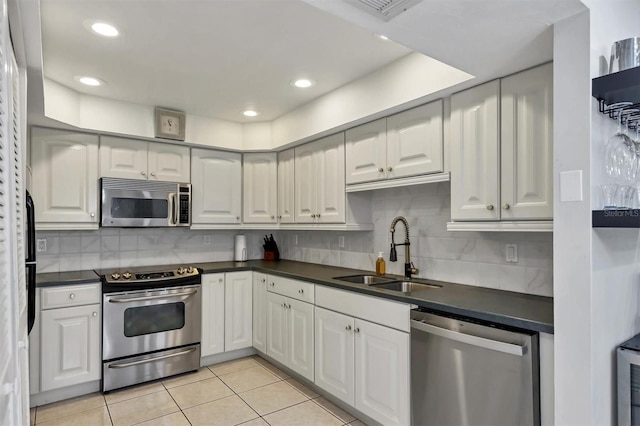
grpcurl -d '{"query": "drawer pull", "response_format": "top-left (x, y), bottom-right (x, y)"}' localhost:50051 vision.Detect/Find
top-left (486, 204), bottom-right (494, 211)
top-left (270, 282), bottom-right (275, 287)
top-left (378, 167), bottom-right (384, 173)
top-left (262, 278), bottom-right (266, 283)
top-left (503, 203), bottom-right (511, 210)
top-left (298, 289), bottom-right (304, 294)
top-left (355, 327), bottom-right (360, 333)
top-left (69, 293), bottom-right (75, 300)
top-left (92, 312), bottom-right (97, 317)
top-left (346, 325), bottom-right (352, 331)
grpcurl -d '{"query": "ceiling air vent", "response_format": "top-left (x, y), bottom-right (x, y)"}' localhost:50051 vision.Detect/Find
top-left (346, 0), bottom-right (423, 21)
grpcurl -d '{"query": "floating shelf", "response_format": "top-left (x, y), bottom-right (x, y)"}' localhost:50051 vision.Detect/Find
top-left (592, 210), bottom-right (640, 227)
top-left (592, 66), bottom-right (640, 110)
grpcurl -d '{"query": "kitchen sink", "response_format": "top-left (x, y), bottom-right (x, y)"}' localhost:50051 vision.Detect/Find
top-left (333, 274), bottom-right (395, 284)
top-left (370, 281), bottom-right (442, 292)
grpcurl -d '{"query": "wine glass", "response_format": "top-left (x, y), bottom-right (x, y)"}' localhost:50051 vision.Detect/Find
top-left (605, 106), bottom-right (637, 208)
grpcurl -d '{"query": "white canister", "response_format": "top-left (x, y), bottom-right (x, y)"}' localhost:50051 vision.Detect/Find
top-left (234, 234), bottom-right (247, 261)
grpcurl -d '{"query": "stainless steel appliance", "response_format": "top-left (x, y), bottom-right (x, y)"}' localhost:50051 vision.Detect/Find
top-left (100, 265), bottom-right (202, 392)
top-left (25, 190), bottom-right (36, 334)
top-left (411, 308), bottom-right (540, 425)
top-left (101, 177), bottom-right (191, 227)
top-left (617, 334), bottom-right (640, 425)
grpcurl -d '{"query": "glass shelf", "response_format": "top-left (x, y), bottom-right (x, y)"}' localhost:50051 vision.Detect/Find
top-left (593, 210), bottom-right (640, 227)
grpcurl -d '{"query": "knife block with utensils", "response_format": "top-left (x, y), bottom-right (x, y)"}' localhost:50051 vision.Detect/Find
top-left (263, 234), bottom-right (280, 261)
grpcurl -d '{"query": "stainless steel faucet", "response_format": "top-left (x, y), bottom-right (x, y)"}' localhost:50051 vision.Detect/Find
top-left (389, 216), bottom-right (419, 278)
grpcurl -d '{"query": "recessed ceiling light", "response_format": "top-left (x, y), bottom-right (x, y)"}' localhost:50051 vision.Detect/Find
top-left (243, 110), bottom-right (260, 117)
top-left (291, 79), bottom-right (315, 89)
top-left (374, 33), bottom-right (390, 41)
top-left (74, 76), bottom-right (104, 86)
top-left (83, 20), bottom-right (121, 37)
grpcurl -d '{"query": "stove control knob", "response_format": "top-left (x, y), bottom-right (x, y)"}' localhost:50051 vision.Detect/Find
top-left (187, 266), bottom-right (194, 274)
top-left (122, 272), bottom-right (132, 280)
top-left (111, 273), bottom-right (121, 280)
top-left (177, 267), bottom-right (185, 275)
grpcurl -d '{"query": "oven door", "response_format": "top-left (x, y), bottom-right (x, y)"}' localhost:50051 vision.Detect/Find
top-left (102, 285), bottom-right (202, 360)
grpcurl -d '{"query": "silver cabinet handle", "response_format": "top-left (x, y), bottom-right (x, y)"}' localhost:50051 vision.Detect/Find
top-left (150, 172), bottom-right (156, 177)
top-left (270, 282), bottom-right (275, 287)
top-left (281, 303), bottom-right (286, 308)
top-left (262, 278), bottom-right (266, 283)
top-left (503, 204), bottom-right (511, 210)
top-left (346, 325), bottom-right (352, 331)
top-left (141, 171), bottom-right (146, 176)
top-left (298, 289), bottom-right (304, 294)
top-left (278, 215), bottom-right (282, 219)
top-left (387, 167), bottom-right (392, 172)
top-left (317, 213), bottom-right (321, 218)
top-left (69, 293), bottom-right (75, 299)
top-left (354, 327), bottom-right (360, 333)
top-left (219, 278), bottom-right (223, 283)
top-left (108, 289), bottom-right (197, 303)
top-left (92, 312), bottom-right (97, 317)
top-left (378, 167), bottom-right (384, 173)
top-left (486, 204), bottom-right (494, 211)
top-left (271, 215), bottom-right (275, 219)
top-left (311, 214), bottom-right (316, 218)
top-left (90, 212), bottom-right (95, 217)
top-left (108, 347), bottom-right (197, 369)
top-left (410, 319), bottom-right (526, 356)
top-left (287, 304), bottom-right (291, 309)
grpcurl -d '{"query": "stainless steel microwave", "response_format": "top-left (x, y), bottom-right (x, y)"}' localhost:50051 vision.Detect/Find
top-left (101, 177), bottom-right (191, 227)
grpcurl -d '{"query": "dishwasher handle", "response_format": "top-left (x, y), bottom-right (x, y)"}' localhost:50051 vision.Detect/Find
top-left (411, 318), bottom-right (527, 356)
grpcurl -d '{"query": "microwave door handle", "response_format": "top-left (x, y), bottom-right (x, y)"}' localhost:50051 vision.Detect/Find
top-left (173, 193), bottom-right (179, 225)
top-left (167, 192), bottom-right (176, 225)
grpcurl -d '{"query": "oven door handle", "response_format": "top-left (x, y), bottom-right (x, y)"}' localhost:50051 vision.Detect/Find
top-left (107, 288), bottom-right (198, 303)
top-left (108, 347), bottom-right (197, 369)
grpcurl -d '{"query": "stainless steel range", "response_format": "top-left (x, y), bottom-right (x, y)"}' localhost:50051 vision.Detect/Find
top-left (99, 265), bottom-right (202, 392)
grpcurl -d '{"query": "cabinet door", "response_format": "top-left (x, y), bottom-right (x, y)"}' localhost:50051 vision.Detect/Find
top-left (147, 142), bottom-right (190, 183)
top-left (31, 128), bottom-right (99, 226)
top-left (224, 271), bottom-right (253, 351)
top-left (314, 307), bottom-right (354, 405)
top-left (294, 143), bottom-right (317, 223)
top-left (277, 149), bottom-right (295, 224)
top-left (387, 101), bottom-right (444, 179)
top-left (345, 119), bottom-right (386, 184)
top-left (354, 319), bottom-right (409, 426)
top-left (315, 133), bottom-right (345, 223)
top-left (266, 292), bottom-right (287, 365)
top-left (252, 273), bottom-right (268, 353)
top-left (201, 273), bottom-right (225, 357)
top-left (500, 63), bottom-right (553, 220)
top-left (191, 148), bottom-right (242, 224)
top-left (243, 153), bottom-right (277, 223)
top-left (287, 299), bottom-right (314, 381)
top-left (40, 304), bottom-right (101, 391)
top-left (450, 81), bottom-right (500, 221)
top-left (99, 136), bottom-right (148, 180)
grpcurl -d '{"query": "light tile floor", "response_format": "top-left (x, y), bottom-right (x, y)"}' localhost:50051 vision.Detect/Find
top-left (31, 356), bottom-right (368, 426)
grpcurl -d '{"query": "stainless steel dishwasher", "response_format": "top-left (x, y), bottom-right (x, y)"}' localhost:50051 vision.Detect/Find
top-left (411, 308), bottom-right (540, 426)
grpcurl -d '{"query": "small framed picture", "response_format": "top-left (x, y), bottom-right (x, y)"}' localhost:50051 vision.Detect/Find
top-left (155, 107), bottom-right (186, 141)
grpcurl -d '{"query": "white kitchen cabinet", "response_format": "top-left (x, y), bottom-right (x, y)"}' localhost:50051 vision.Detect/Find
top-left (346, 101), bottom-right (444, 185)
top-left (224, 271), bottom-right (253, 351)
top-left (252, 272), bottom-right (268, 353)
top-left (314, 286), bottom-right (410, 426)
top-left (266, 275), bottom-right (315, 381)
top-left (38, 284), bottom-right (101, 392)
top-left (295, 133), bottom-right (345, 223)
top-left (277, 149), bottom-right (295, 224)
top-left (100, 136), bottom-right (190, 182)
top-left (500, 63), bottom-right (553, 220)
top-left (450, 63), bottom-right (553, 225)
top-left (243, 153), bottom-right (277, 223)
top-left (31, 128), bottom-right (100, 229)
top-left (201, 273), bottom-right (225, 357)
top-left (191, 148), bottom-right (242, 225)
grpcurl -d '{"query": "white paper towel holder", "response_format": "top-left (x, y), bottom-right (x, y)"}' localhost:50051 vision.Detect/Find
top-left (234, 234), bottom-right (247, 262)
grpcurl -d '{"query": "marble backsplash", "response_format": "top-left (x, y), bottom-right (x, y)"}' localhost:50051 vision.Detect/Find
top-left (36, 182), bottom-right (553, 297)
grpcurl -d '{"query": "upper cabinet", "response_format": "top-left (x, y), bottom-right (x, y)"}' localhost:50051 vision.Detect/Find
top-left (100, 136), bottom-right (190, 182)
top-left (277, 149), bottom-right (295, 224)
top-left (191, 148), bottom-right (242, 225)
top-left (243, 153), bottom-right (277, 224)
top-left (346, 101), bottom-right (445, 188)
top-left (295, 133), bottom-right (346, 224)
top-left (31, 128), bottom-right (100, 229)
top-left (449, 63), bottom-right (553, 230)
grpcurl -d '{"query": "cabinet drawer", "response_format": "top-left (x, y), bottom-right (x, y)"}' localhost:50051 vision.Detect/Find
top-left (315, 286), bottom-right (409, 332)
top-left (267, 275), bottom-right (314, 303)
top-left (41, 283), bottom-right (101, 310)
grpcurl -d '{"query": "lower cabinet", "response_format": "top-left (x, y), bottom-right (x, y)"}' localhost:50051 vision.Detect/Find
top-left (252, 272), bottom-right (268, 353)
top-left (38, 284), bottom-right (101, 392)
top-left (314, 287), bottom-right (410, 426)
top-left (201, 271), bottom-right (253, 357)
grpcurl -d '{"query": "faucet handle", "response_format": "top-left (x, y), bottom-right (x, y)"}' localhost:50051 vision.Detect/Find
top-left (410, 262), bottom-right (419, 275)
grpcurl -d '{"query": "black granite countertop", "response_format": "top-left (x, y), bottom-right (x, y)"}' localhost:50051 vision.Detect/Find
top-left (37, 259), bottom-right (553, 334)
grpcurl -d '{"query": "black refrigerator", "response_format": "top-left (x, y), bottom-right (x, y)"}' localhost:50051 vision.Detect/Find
top-left (26, 190), bottom-right (36, 334)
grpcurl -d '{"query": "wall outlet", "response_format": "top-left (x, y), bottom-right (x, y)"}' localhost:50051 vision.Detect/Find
top-left (505, 243), bottom-right (518, 263)
top-left (203, 235), bottom-right (212, 246)
top-left (338, 235), bottom-right (345, 248)
top-left (37, 239), bottom-right (46, 252)
top-left (294, 234), bottom-right (298, 245)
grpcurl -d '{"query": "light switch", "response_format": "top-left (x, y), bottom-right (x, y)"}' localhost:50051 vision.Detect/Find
top-left (505, 243), bottom-right (518, 263)
top-left (37, 239), bottom-right (46, 252)
top-left (560, 170), bottom-right (583, 202)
